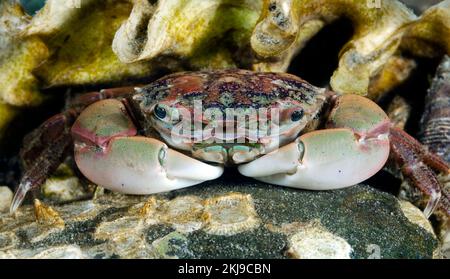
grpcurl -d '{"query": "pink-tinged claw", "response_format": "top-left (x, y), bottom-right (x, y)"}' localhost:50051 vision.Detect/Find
top-left (239, 128), bottom-right (390, 190)
top-left (71, 99), bottom-right (137, 148)
top-left (238, 140), bottom-right (302, 178)
top-left (72, 98), bottom-right (223, 195)
top-left (75, 137), bottom-right (223, 194)
top-left (239, 94), bottom-right (391, 190)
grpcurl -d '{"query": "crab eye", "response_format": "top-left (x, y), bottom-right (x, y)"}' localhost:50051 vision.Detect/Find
top-left (154, 105), bottom-right (167, 119)
top-left (291, 110), bottom-right (304, 122)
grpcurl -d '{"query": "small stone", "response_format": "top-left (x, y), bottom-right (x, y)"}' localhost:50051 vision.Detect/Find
top-left (285, 222), bottom-right (353, 259)
top-left (398, 200), bottom-right (435, 236)
top-left (92, 186), bottom-right (105, 200)
top-left (59, 200), bottom-right (100, 222)
top-left (83, 243), bottom-right (113, 259)
top-left (42, 177), bottom-right (86, 202)
top-left (107, 235), bottom-right (152, 259)
top-left (41, 164), bottom-right (90, 203)
top-left (0, 186), bottom-right (13, 213)
top-left (1, 245), bottom-right (86, 259)
top-left (21, 222), bottom-right (65, 244)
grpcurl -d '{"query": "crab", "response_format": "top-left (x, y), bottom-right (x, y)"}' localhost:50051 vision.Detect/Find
top-left (11, 70), bottom-right (450, 217)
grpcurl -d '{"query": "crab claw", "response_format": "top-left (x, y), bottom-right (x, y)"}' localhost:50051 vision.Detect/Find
top-left (239, 95), bottom-right (390, 190)
top-left (239, 128), bottom-right (390, 189)
top-left (75, 137), bottom-right (224, 194)
top-left (72, 99), bottom-right (223, 195)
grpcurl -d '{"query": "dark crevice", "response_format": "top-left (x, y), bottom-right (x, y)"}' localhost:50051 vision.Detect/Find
top-left (287, 17), bottom-right (354, 88)
top-left (378, 55), bottom-right (442, 137)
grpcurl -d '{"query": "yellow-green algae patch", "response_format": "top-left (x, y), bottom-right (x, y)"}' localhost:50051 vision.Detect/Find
top-left (113, 0), bottom-right (263, 68)
top-left (401, 0), bottom-right (450, 57)
top-left (32, 0), bottom-right (155, 87)
top-left (0, 2), bottom-right (48, 107)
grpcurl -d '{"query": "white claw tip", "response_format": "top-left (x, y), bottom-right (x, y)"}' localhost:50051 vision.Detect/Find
top-left (423, 191), bottom-right (441, 219)
top-left (9, 181), bottom-right (31, 214)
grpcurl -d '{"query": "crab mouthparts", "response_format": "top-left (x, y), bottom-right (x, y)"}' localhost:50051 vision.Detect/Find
top-left (192, 142), bottom-right (265, 165)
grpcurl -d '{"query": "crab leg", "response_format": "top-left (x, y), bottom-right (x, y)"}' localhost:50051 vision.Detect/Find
top-left (10, 111), bottom-right (78, 213)
top-left (389, 127), bottom-right (449, 217)
top-left (11, 86), bottom-right (142, 213)
top-left (239, 95), bottom-right (391, 190)
top-left (72, 99), bottom-right (223, 195)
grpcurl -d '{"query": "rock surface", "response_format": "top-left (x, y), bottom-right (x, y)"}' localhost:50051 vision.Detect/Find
top-left (0, 175), bottom-right (439, 259)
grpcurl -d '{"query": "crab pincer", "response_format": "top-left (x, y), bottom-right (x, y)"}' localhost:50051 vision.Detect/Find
top-left (239, 94), bottom-right (391, 190)
top-left (10, 86), bottom-right (155, 212)
top-left (71, 99), bottom-right (223, 195)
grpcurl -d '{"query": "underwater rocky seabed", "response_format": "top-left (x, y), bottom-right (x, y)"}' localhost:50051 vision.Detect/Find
top-left (0, 0), bottom-right (449, 258)
top-left (0, 176), bottom-right (441, 259)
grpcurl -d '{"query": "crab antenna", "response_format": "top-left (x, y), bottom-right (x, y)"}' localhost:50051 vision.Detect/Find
top-left (9, 181), bottom-right (31, 214)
